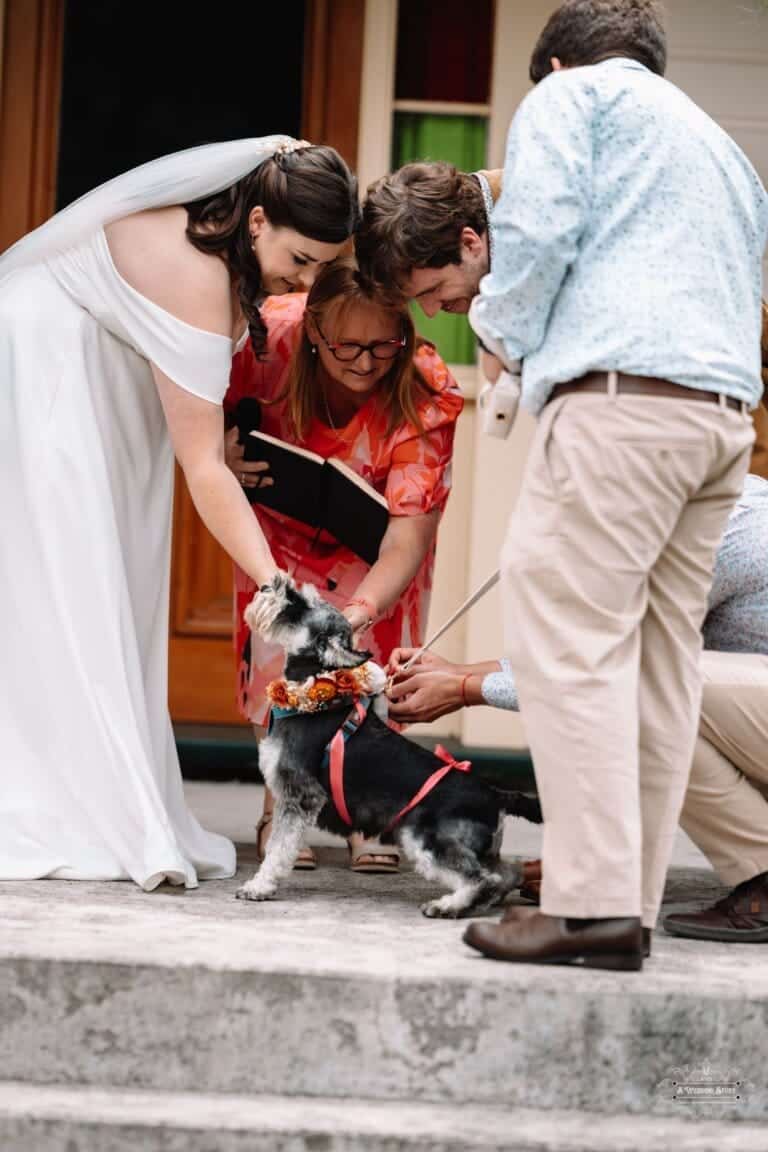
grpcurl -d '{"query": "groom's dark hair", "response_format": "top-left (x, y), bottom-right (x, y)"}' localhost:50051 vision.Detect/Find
top-left (529, 0), bottom-right (667, 84)
top-left (356, 162), bottom-right (487, 294)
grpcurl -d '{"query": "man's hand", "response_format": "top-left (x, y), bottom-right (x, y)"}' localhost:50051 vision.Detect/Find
top-left (387, 668), bottom-right (465, 723)
top-left (480, 349), bottom-right (504, 384)
top-left (224, 426), bottom-right (273, 491)
top-left (387, 647), bottom-right (453, 676)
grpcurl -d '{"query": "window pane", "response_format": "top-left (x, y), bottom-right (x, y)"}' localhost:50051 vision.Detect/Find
top-left (395, 0), bottom-right (494, 104)
top-left (393, 113), bottom-right (488, 364)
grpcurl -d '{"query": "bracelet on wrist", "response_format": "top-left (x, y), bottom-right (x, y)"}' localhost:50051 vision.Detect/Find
top-left (460, 673), bottom-right (472, 708)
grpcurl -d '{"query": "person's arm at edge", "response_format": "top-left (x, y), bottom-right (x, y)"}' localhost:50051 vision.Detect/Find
top-left (469, 72), bottom-right (595, 365)
top-left (154, 366), bottom-right (277, 586)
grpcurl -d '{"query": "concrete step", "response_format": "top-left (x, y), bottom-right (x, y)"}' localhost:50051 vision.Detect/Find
top-left (0, 847), bottom-right (765, 1122)
top-left (1, 1083), bottom-right (767, 1152)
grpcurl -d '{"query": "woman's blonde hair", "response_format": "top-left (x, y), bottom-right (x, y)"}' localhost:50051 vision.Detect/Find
top-left (278, 258), bottom-right (432, 441)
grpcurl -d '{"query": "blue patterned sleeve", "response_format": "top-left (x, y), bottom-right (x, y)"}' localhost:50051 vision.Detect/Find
top-left (480, 658), bottom-right (520, 711)
top-left (470, 71), bottom-right (596, 365)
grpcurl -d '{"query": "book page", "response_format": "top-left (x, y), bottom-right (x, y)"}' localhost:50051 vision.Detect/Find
top-left (248, 431), bottom-right (324, 465)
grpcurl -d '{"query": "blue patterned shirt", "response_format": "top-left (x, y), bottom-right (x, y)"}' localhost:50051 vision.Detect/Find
top-left (470, 59), bottom-right (768, 415)
top-left (481, 474), bottom-right (768, 710)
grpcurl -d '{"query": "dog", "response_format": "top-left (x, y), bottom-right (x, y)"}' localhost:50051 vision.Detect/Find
top-left (236, 574), bottom-right (540, 918)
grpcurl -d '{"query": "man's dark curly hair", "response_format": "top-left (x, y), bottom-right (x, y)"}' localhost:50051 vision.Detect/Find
top-left (529, 0), bottom-right (667, 84)
top-left (355, 162), bottom-right (487, 294)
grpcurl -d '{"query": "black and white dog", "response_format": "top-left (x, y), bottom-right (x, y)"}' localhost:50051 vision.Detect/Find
top-left (236, 574), bottom-right (539, 918)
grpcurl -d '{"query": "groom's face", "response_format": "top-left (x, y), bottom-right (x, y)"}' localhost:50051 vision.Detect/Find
top-left (401, 227), bottom-right (489, 318)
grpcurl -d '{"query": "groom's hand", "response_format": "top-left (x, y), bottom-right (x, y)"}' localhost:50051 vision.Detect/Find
top-left (480, 349), bottom-right (503, 384)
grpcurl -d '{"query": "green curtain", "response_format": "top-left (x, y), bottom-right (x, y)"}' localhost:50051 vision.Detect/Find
top-left (393, 113), bottom-right (488, 365)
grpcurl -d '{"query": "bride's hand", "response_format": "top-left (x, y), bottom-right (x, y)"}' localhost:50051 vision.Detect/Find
top-left (224, 427), bottom-right (273, 491)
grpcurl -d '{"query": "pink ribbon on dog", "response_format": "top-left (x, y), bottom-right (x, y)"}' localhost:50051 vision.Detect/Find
top-left (329, 699), bottom-right (367, 827)
top-left (381, 745), bottom-right (471, 836)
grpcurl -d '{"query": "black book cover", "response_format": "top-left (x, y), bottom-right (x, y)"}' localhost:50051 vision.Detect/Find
top-left (235, 399), bottom-right (389, 564)
top-left (323, 464), bottom-right (389, 566)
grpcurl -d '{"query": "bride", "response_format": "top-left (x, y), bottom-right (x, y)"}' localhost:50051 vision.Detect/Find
top-left (0, 137), bottom-right (359, 889)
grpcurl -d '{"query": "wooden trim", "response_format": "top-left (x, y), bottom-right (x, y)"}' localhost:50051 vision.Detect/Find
top-left (0, 0), bottom-right (5, 123)
top-left (302, 0), bottom-right (365, 169)
top-left (0, 0), bottom-right (63, 252)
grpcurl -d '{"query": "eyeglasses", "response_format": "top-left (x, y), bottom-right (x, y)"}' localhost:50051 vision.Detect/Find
top-left (315, 321), bottom-right (406, 362)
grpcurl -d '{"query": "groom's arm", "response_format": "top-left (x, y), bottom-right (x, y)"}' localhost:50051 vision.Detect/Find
top-left (470, 72), bottom-right (596, 365)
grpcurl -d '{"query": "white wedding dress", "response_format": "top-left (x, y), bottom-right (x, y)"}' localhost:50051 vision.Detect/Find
top-left (0, 138), bottom-right (288, 888)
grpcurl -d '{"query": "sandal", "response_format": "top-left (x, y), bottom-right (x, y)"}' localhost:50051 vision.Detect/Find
top-left (255, 812), bottom-right (317, 871)
top-left (348, 838), bottom-right (400, 874)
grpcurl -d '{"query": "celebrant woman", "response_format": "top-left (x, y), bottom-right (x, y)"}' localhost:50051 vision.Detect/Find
top-left (224, 258), bottom-right (463, 870)
top-left (0, 138), bottom-right (359, 889)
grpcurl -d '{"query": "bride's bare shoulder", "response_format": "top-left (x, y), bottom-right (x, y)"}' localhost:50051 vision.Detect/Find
top-left (105, 207), bottom-right (232, 337)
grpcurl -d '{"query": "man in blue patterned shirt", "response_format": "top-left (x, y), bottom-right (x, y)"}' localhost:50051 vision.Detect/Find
top-left (459, 0), bottom-right (767, 970)
top-left (461, 0), bottom-right (767, 970)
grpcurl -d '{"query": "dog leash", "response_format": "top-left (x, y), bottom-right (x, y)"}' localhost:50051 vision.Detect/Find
top-left (399, 568), bottom-right (500, 673)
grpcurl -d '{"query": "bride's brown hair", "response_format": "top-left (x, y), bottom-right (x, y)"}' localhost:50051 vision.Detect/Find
top-left (184, 146), bottom-right (359, 356)
top-left (276, 258), bottom-right (433, 441)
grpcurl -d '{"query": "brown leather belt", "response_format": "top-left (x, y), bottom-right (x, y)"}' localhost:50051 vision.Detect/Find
top-left (548, 372), bottom-right (745, 411)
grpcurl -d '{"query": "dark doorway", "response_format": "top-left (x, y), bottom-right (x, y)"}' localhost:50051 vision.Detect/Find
top-left (56, 0), bottom-right (306, 208)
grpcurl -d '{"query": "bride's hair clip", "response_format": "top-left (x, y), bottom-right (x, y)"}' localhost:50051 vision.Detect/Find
top-left (273, 138), bottom-right (313, 170)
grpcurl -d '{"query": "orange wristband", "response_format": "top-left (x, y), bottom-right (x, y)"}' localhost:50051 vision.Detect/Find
top-left (460, 673), bottom-right (472, 708)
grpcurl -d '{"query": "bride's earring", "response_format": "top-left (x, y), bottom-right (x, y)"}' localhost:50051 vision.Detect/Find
top-left (311, 344), bottom-right (317, 355)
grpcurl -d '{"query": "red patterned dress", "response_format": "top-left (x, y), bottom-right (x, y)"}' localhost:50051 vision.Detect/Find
top-left (225, 294), bottom-right (464, 726)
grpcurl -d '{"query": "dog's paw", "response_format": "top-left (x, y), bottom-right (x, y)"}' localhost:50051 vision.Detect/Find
top-left (420, 898), bottom-right (460, 919)
top-left (236, 882), bottom-right (276, 902)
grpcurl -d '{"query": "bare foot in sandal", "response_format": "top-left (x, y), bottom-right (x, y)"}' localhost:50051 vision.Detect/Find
top-left (347, 831), bottom-right (400, 873)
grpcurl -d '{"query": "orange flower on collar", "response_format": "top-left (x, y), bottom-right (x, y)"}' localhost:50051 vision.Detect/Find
top-left (334, 671), bottom-right (359, 695)
top-left (308, 679), bottom-right (336, 703)
top-left (267, 680), bottom-right (291, 707)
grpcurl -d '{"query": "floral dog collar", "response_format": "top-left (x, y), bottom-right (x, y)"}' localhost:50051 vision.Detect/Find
top-left (266, 660), bottom-right (387, 714)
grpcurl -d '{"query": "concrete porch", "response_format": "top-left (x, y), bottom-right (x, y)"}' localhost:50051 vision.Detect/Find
top-left (0, 783), bottom-right (765, 1150)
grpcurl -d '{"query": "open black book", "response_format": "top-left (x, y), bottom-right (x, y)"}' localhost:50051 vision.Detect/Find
top-left (241, 426), bottom-right (390, 566)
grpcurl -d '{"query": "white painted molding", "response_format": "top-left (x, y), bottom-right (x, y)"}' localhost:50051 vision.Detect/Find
top-left (357, 0), bottom-right (398, 195)
top-left (668, 49), bottom-right (768, 66)
top-left (487, 0), bottom-right (560, 168)
top-left (446, 362), bottom-right (480, 402)
top-left (716, 118), bottom-right (768, 134)
top-left (393, 100), bottom-right (491, 118)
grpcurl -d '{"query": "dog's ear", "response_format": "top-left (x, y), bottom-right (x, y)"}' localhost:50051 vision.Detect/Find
top-left (322, 638), bottom-right (371, 669)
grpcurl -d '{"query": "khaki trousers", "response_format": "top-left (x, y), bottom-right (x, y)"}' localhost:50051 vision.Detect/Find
top-left (681, 650), bottom-right (768, 887)
top-left (502, 392), bottom-right (754, 926)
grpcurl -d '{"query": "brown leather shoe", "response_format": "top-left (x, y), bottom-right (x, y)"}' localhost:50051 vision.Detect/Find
top-left (511, 865), bottom-right (652, 958)
top-left (663, 871), bottom-right (768, 942)
top-left (464, 912), bottom-right (643, 970)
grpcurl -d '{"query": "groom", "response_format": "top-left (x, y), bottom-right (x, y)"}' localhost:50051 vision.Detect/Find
top-left (359, 0), bottom-right (767, 970)
top-left (356, 152), bottom-right (768, 477)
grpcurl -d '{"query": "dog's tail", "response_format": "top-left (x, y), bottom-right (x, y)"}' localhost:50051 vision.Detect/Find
top-left (490, 788), bottom-right (543, 824)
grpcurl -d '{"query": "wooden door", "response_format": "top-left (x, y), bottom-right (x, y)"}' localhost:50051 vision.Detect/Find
top-left (1, 0), bottom-right (364, 726)
top-left (169, 0), bottom-right (365, 724)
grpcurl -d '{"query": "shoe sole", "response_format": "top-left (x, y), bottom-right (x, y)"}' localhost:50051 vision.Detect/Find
top-left (465, 941), bottom-right (643, 971)
top-left (663, 920), bottom-right (768, 943)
